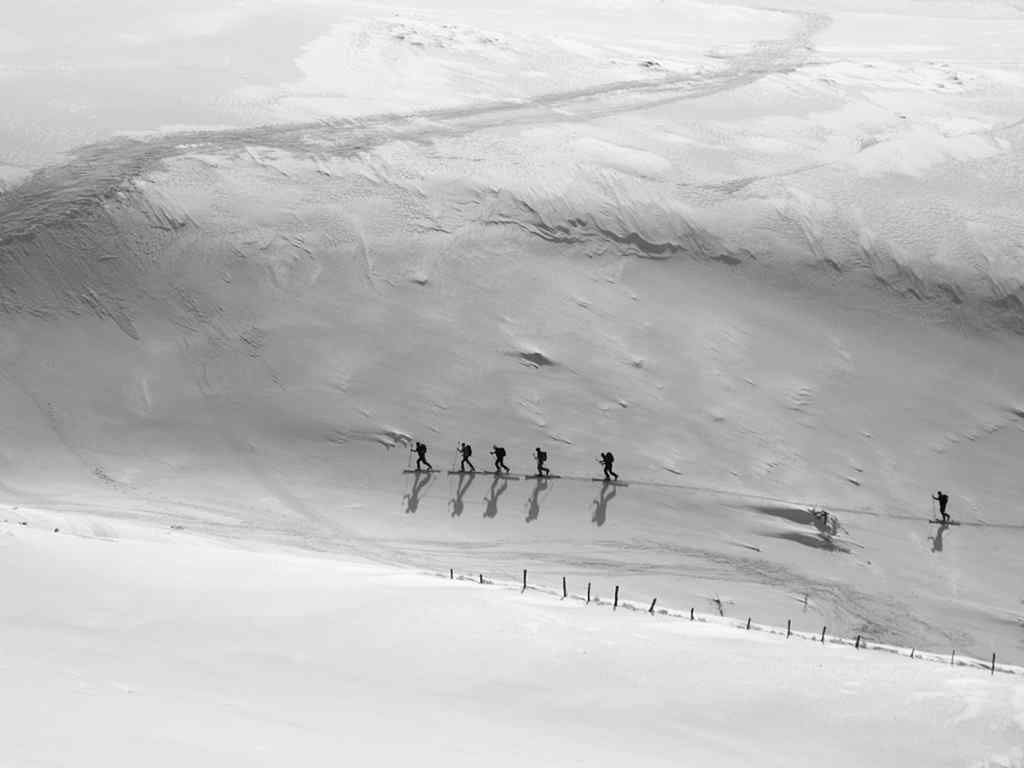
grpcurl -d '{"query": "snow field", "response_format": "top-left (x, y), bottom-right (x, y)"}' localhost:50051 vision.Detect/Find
top-left (1, 506), bottom-right (1023, 767)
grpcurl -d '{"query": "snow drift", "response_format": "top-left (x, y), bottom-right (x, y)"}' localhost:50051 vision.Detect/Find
top-left (2, 0), bottom-right (1024, 668)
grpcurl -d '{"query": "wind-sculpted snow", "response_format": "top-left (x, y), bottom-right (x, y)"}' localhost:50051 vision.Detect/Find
top-left (2, 0), bottom-right (1024, 666)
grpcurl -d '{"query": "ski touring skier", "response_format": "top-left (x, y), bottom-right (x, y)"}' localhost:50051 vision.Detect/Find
top-left (599, 451), bottom-right (619, 482)
top-left (491, 445), bottom-right (510, 474)
top-left (533, 446), bottom-right (550, 477)
top-left (412, 441), bottom-right (432, 471)
top-left (932, 490), bottom-right (950, 524)
top-left (459, 442), bottom-right (475, 473)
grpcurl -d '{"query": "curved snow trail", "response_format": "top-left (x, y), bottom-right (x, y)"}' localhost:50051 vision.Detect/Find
top-left (0, 7), bottom-right (830, 244)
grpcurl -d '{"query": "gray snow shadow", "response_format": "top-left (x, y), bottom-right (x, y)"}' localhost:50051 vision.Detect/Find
top-left (402, 471), bottom-right (434, 515)
top-left (483, 476), bottom-right (509, 519)
top-left (449, 472), bottom-right (475, 518)
top-left (525, 477), bottom-right (550, 523)
top-left (750, 504), bottom-right (817, 526)
top-left (752, 503), bottom-right (849, 553)
top-left (772, 530), bottom-right (850, 554)
top-left (592, 481), bottom-right (619, 527)
top-left (929, 522), bottom-right (950, 553)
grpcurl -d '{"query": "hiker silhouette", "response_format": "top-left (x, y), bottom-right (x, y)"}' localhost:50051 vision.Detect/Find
top-left (413, 441), bottom-right (432, 471)
top-left (459, 442), bottom-right (475, 473)
top-left (599, 452), bottom-right (619, 481)
top-left (534, 447), bottom-right (550, 477)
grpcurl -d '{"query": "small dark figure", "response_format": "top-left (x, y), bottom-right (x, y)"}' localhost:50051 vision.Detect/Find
top-left (933, 490), bottom-right (950, 523)
top-left (599, 451), bottom-right (619, 481)
top-left (413, 441), bottom-right (432, 471)
top-left (534, 447), bottom-right (550, 477)
top-left (459, 442), bottom-right (475, 473)
top-left (491, 445), bottom-right (510, 474)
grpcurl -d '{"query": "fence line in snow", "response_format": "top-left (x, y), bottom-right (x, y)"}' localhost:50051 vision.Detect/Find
top-left (449, 567), bottom-right (1013, 678)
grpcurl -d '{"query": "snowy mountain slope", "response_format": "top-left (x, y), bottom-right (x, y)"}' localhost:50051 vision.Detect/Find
top-left (1, 509), bottom-right (1022, 768)
top-left (2, 0), bottom-right (1024, 670)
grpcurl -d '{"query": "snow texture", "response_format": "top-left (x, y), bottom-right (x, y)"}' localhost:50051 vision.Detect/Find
top-left (2, 0), bottom-right (1024, 761)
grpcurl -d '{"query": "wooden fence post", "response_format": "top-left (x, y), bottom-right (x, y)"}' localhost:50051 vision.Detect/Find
top-left (821, 626), bottom-right (826, 643)
top-left (786, 619), bottom-right (791, 638)
top-left (690, 608), bottom-right (694, 621)
top-left (746, 617), bottom-right (751, 630)
top-left (587, 582), bottom-right (591, 604)
top-left (649, 598), bottom-right (657, 614)
top-left (450, 568), bottom-right (453, 580)
top-left (614, 585), bottom-right (619, 610)
top-left (991, 653), bottom-right (996, 675)
top-left (479, 574), bottom-right (483, 584)
top-left (562, 576), bottom-right (567, 599)
top-left (951, 649), bottom-right (956, 666)
top-left (522, 569), bottom-right (527, 592)
top-left (910, 648), bottom-right (915, 659)
top-left (855, 635), bottom-right (861, 649)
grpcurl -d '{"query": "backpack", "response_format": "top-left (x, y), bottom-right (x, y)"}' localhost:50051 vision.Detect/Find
top-left (495, 447), bottom-right (505, 458)
top-left (538, 450), bottom-right (547, 461)
top-left (605, 452), bottom-right (614, 463)
top-left (463, 444), bottom-right (472, 457)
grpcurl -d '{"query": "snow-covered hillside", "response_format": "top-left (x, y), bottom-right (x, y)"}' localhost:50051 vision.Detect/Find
top-left (2, 508), bottom-right (1022, 767)
top-left (2, 0), bottom-right (1024, 747)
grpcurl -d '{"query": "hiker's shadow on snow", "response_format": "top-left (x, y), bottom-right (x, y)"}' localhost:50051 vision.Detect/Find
top-left (929, 522), bottom-right (949, 553)
top-left (483, 476), bottom-right (508, 519)
top-left (591, 481), bottom-right (618, 527)
top-left (449, 472), bottom-right (475, 518)
top-left (525, 477), bottom-right (549, 523)
top-left (402, 472), bottom-right (433, 515)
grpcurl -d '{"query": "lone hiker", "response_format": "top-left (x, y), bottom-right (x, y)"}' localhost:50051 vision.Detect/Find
top-left (932, 490), bottom-right (950, 524)
top-left (491, 445), bottom-right (510, 474)
top-left (599, 451), bottom-right (619, 482)
top-left (459, 442), bottom-right (475, 473)
top-left (413, 441), bottom-right (432, 471)
top-left (534, 446), bottom-right (550, 477)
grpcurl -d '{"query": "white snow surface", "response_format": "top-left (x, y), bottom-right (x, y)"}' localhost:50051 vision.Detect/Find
top-left (3, 0), bottom-right (1024, 759)
top-left (2, 508), bottom-right (1022, 767)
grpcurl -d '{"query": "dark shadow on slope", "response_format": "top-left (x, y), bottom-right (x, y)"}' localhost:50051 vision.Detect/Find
top-left (525, 476), bottom-right (549, 523)
top-left (755, 504), bottom-right (849, 552)
top-left (402, 471), bottom-right (433, 515)
top-left (448, 471), bottom-right (475, 517)
top-left (592, 481), bottom-right (618, 527)
top-left (506, 350), bottom-right (557, 368)
top-left (750, 504), bottom-right (817, 526)
top-left (771, 530), bottom-right (850, 554)
top-left (483, 476), bottom-right (508, 519)
top-left (929, 522), bottom-right (949, 553)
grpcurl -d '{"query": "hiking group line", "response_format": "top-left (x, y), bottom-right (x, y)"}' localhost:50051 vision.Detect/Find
top-left (409, 441), bottom-right (965, 526)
